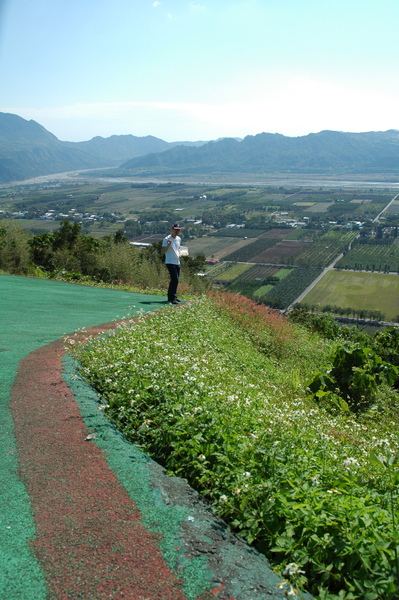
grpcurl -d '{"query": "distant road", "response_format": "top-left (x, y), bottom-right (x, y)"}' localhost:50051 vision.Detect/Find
top-left (373, 192), bottom-right (399, 222)
top-left (285, 251), bottom-right (345, 312)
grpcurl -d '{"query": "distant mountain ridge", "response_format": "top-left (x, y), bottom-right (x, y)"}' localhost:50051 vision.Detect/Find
top-left (0, 113), bottom-right (206, 183)
top-left (1, 112), bottom-right (399, 183)
top-left (121, 129), bottom-right (399, 176)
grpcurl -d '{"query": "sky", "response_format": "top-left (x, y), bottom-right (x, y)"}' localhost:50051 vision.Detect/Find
top-left (1, 0), bottom-right (399, 143)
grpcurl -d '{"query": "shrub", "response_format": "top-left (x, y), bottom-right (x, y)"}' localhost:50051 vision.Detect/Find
top-left (307, 344), bottom-right (398, 413)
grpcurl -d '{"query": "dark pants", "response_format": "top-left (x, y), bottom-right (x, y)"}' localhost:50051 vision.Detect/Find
top-left (166, 263), bottom-right (180, 301)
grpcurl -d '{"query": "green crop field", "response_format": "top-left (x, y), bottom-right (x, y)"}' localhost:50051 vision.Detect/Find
top-left (237, 264), bottom-right (282, 281)
top-left (385, 201), bottom-right (399, 216)
top-left (303, 270), bottom-right (399, 321)
top-left (336, 241), bottom-right (399, 272)
top-left (253, 284), bottom-right (273, 298)
top-left (294, 230), bottom-right (358, 267)
top-left (275, 268), bottom-right (292, 280)
top-left (264, 266), bottom-right (323, 308)
top-left (213, 262), bottom-right (252, 282)
top-left (16, 219), bottom-right (60, 232)
top-left (304, 202), bottom-right (333, 213)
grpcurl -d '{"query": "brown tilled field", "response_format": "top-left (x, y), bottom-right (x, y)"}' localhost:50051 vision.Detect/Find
top-left (259, 229), bottom-right (292, 239)
top-left (239, 265), bottom-right (280, 281)
top-left (250, 240), bottom-right (310, 263)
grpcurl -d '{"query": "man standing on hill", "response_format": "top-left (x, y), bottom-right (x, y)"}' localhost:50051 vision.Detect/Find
top-left (161, 223), bottom-right (182, 304)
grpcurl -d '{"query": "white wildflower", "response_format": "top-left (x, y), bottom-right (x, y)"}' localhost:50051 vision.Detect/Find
top-left (283, 563), bottom-right (305, 577)
top-left (343, 457), bottom-right (360, 469)
top-left (277, 582), bottom-right (299, 596)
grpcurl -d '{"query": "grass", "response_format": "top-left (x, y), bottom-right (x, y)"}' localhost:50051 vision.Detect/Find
top-left (16, 219), bottom-right (60, 232)
top-left (72, 291), bottom-right (399, 600)
top-left (303, 270), bottom-right (399, 321)
top-left (304, 202), bottom-right (333, 213)
top-left (214, 262), bottom-right (252, 282)
top-left (276, 268), bottom-right (293, 280)
top-left (253, 284), bottom-right (273, 297)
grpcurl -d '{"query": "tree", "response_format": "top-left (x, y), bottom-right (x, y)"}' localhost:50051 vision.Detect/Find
top-left (181, 253), bottom-right (206, 274)
top-left (28, 232), bottom-right (55, 270)
top-left (0, 222), bottom-right (31, 274)
top-left (114, 229), bottom-right (128, 244)
top-left (52, 220), bottom-right (81, 251)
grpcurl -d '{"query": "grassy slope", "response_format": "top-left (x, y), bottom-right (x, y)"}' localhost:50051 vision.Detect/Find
top-left (73, 292), bottom-right (399, 600)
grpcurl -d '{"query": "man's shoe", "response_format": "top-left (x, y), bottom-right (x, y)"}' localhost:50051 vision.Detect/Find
top-left (171, 299), bottom-right (179, 304)
top-left (175, 298), bottom-right (182, 302)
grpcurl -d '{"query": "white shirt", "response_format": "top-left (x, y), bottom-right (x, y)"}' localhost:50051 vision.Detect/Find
top-left (162, 234), bottom-right (181, 265)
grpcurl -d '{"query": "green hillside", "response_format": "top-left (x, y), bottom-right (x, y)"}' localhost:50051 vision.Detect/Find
top-left (73, 291), bottom-right (399, 600)
top-left (2, 201), bottom-right (399, 597)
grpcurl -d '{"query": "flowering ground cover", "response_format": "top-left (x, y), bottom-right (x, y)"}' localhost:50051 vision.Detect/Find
top-left (72, 292), bottom-right (399, 600)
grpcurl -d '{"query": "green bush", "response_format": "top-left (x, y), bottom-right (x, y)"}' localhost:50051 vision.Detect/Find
top-left (307, 344), bottom-right (398, 413)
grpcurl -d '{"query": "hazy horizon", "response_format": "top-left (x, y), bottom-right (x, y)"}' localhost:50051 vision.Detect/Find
top-left (1, 1), bottom-right (399, 143)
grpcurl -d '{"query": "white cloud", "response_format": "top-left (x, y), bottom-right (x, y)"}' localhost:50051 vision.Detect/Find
top-left (189, 2), bottom-right (206, 11)
top-left (152, 1), bottom-right (160, 7)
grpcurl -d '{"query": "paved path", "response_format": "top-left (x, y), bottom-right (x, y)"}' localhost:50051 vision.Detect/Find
top-left (0, 274), bottom-right (288, 600)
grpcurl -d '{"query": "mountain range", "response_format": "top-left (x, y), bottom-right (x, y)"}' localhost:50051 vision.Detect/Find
top-left (0, 112), bottom-right (205, 183)
top-left (1, 112), bottom-right (399, 183)
top-left (121, 129), bottom-right (399, 177)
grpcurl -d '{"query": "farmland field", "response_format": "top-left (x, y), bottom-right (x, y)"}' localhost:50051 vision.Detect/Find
top-left (263, 266), bottom-right (323, 308)
top-left (237, 264), bottom-right (282, 281)
top-left (302, 270), bottom-right (399, 321)
top-left (275, 268), bottom-right (293, 279)
top-left (293, 230), bottom-right (358, 266)
top-left (253, 284), bottom-right (274, 297)
top-left (211, 228), bottom-right (266, 238)
top-left (130, 234), bottom-right (165, 244)
top-left (283, 228), bottom-right (313, 240)
top-left (16, 219), bottom-right (61, 232)
top-left (185, 236), bottom-right (240, 258)
top-left (213, 263), bottom-right (252, 283)
top-left (304, 202), bottom-right (333, 213)
top-left (335, 241), bottom-right (399, 272)
top-left (385, 200), bottom-right (399, 216)
top-left (258, 228), bottom-right (292, 239)
top-left (250, 240), bottom-right (310, 264)
top-left (223, 237), bottom-right (278, 262)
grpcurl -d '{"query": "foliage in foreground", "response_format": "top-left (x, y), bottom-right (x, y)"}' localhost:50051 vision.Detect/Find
top-left (0, 219), bottom-right (209, 296)
top-left (71, 293), bottom-right (399, 600)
